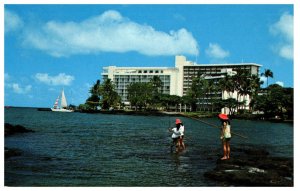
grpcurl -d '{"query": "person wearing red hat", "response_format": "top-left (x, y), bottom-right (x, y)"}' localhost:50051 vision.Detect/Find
top-left (218, 114), bottom-right (231, 160)
top-left (176, 119), bottom-right (185, 151)
top-left (169, 118), bottom-right (185, 153)
top-left (218, 114), bottom-right (229, 120)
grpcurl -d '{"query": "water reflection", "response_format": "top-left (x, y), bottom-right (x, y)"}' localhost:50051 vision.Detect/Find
top-left (171, 149), bottom-right (190, 173)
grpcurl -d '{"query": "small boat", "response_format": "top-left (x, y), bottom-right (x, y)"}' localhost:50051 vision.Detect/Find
top-left (51, 89), bottom-right (74, 112)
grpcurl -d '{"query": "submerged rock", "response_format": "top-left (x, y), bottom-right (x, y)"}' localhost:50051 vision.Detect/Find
top-left (5, 123), bottom-right (34, 136)
top-left (204, 148), bottom-right (293, 186)
top-left (5, 147), bottom-right (23, 159)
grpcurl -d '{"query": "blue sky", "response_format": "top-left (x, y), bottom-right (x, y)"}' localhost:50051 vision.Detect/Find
top-left (4, 4), bottom-right (294, 107)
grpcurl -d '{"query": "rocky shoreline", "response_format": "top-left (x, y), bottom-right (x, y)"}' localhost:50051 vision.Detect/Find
top-left (204, 148), bottom-right (293, 186)
top-left (5, 123), bottom-right (34, 159)
top-left (5, 123), bottom-right (34, 136)
top-left (77, 110), bottom-right (293, 123)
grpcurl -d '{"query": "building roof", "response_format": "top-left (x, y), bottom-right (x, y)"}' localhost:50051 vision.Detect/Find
top-left (103, 66), bottom-right (177, 70)
top-left (185, 63), bottom-right (262, 67)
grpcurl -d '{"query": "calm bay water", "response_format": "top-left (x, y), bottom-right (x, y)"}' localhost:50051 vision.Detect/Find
top-left (5, 107), bottom-right (293, 186)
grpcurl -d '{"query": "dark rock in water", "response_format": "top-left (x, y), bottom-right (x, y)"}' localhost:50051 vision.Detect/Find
top-left (5, 147), bottom-right (23, 159)
top-left (204, 148), bottom-right (293, 186)
top-left (5, 123), bottom-right (34, 136)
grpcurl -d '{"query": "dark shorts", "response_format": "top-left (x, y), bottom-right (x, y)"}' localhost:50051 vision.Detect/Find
top-left (172, 137), bottom-right (179, 141)
top-left (172, 137), bottom-right (179, 143)
top-left (223, 137), bottom-right (231, 142)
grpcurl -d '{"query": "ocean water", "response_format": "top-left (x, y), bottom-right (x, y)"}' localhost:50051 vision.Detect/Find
top-left (5, 107), bottom-right (293, 186)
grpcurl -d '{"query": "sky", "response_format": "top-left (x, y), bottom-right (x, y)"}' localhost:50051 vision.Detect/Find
top-left (3, 3), bottom-right (295, 108)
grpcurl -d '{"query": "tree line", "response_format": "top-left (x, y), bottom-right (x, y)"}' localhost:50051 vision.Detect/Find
top-left (78, 69), bottom-right (293, 120)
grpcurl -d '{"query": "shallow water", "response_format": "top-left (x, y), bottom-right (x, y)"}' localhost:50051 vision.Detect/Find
top-left (5, 107), bottom-right (293, 186)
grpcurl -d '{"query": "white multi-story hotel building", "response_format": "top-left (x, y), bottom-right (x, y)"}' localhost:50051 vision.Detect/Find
top-left (102, 55), bottom-right (261, 110)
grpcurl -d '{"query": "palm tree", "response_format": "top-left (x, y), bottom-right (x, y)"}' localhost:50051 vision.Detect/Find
top-left (90, 79), bottom-right (101, 95)
top-left (127, 82), bottom-right (153, 110)
top-left (218, 74), bottom-right (234, 99)
top-left (231, 69), bottom-right (247, 110)
top-left (206, 79), bottom-right (217, 112)
top-left (150, 76), bottom-right (163, 93)
top-left (86, 79), bottom-right (101, 110)
top-left (187, 76), bottom-right (208, 111)
top-left (246, 74), bottom-right (263, 112)
top-left (99, 79), bottom-right (121, 110)
top-left (261, 69), bottom-right (274, 87)
top-left (150, 76), bottom-right (163, 109)
top-left (239, 77), bottom-right (252, 110)
top-left (250, 74), bottom-right (263, 96)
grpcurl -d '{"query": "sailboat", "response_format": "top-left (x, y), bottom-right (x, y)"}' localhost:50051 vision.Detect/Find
top-left (51, 89), bottom-right (74, 112)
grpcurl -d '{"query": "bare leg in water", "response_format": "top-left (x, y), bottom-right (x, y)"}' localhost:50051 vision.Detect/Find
top-left (179, 136), bottom-right (185, 150)
top-left (226, 141), bottom-right (230, 159)
top-left (221, 140), bottom-right (230, 160)
top-left (171, 138), bottom-right (179, 153)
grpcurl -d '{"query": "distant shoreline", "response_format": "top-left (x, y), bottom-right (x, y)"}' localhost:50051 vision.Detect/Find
top-left (5, 106), bottom-right (293, 123)
top-left (66, 109), bottom-right (294, 123)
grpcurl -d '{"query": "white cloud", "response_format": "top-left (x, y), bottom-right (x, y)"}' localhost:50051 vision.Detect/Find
top-left (270, 12), bottom-right (293, 60)
top-left (278, 44), bottom-right (293, 60)
top-left (205, 43), bottom-right (230, 60)
top-left (5, 9), bottom-right (24, 33)
top-left (276, 81), bottom-right (284, 87)
top-left (260, 76), bottom-right (267, 84)
top-left (35, 73), bottom-right (75, 86)
top-left (5, 73), bottom-right (31, 94)
top-left (6, 83), bottom-right (32, 94)
top-left (22, 10), bottom-right (199, 57)
top-left (270, 12), bottom-right (293, 42)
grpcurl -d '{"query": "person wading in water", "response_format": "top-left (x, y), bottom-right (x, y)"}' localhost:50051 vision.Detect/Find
top-left (169, 118), bottom-right (185, 153)
top-left (218, 114), bottom-right (231, 160)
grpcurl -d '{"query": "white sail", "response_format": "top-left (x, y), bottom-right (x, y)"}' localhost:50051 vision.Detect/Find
top-left (51, 89), bottom-right (73, 112)
top-left (60, 89), bottom-right (68, 108)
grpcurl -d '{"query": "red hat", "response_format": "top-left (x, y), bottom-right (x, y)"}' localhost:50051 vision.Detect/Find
top-left (218, 114), bottom-right (229, 120)
top-left (175, 119), bottom-right (182, 124)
